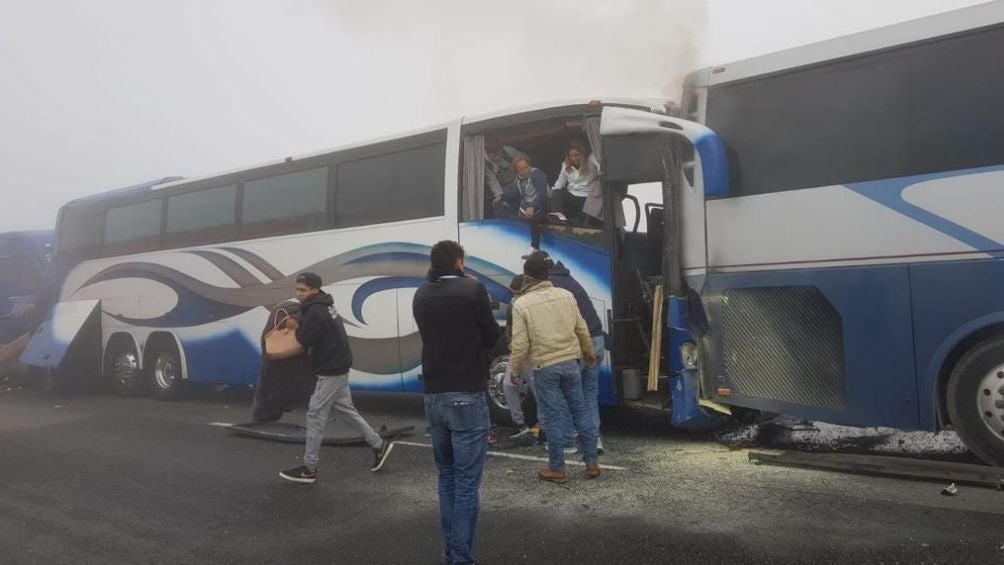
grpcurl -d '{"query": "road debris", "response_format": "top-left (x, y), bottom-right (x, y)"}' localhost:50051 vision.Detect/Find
top-left (748, 449), bottom-right (1003, 488)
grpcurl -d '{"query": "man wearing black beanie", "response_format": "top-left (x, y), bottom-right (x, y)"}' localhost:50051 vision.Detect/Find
top-left (510, 255), bottom-right (599, 483)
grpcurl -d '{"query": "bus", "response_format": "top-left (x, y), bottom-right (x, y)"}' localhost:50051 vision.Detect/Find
top-left (32, 99), bottom-right (715, 411)
top-left (25, 2), bottom-right (1004, 465)
top-left (0, 230), bottom-right (54, 377)
top-left (0, 231), bottom-right (54, 346)
top-left (680, 2), bottom-right (1004, 465)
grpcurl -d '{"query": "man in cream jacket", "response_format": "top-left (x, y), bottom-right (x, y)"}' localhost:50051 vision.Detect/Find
top-left (509, 254), bottom-right (599, 483)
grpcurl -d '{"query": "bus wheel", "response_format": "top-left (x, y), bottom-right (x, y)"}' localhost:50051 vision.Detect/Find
top-left (148, 340), bottom-right (185, 401)
top-left (105, 339), bottom-right (144, 397)
top-left (946, 336), bottom-right (1004, 466)
top-left (486, 355), bottom-right (537, 428)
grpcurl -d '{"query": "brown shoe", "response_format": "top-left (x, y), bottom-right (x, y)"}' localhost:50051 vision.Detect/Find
top-left (585, 463), bottom-right (601, 479)
top-left (538, 468), bottom-right (568, 484)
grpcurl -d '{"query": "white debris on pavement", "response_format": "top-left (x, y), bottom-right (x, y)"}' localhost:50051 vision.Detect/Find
top-left (715, 420), bottom-right (970, 458)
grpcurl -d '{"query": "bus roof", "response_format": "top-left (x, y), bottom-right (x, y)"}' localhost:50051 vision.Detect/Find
top-left (687, 1), bottom-right (1004, 88)
top-left (151, 98), bottom-right (666, 193)
top-left (62, 177), bottom-right (183, 209)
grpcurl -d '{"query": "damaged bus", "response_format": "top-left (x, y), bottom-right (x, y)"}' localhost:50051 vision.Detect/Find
top-left (24, 2), bottom-right (1004, 465)
top-left (0, 230), bottom-right (54, 372)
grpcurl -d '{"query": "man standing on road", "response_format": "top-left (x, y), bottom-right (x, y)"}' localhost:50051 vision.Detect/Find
top-left (532, 251), bottom-right (607, 453)
top-left (413, 241), bottom-right (500, 565)
top-left (509, 255), bottom-right (599, 483)
top-left (279, 272), bottom-right (394, 484)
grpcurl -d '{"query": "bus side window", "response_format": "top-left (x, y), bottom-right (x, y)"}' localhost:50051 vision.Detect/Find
top-left (103, 199), bottom-right (163, 257)
top-left (165, 185), bottom-right (237, 248)
top-left (241, 167), bottom-right (329, 239)
top-left (622, 182), bottom-right (662, 233)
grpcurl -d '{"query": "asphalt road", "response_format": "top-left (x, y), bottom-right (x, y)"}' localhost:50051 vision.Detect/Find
top-left (1, 385), bottom-right (1002, 565)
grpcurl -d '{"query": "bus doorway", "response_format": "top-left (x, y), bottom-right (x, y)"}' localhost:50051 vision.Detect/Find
top-left (601, 133), bottom-right (680, 409)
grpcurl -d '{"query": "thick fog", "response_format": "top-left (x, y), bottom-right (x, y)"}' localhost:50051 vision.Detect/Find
top-left (0, 0), bottom-right (988, 231)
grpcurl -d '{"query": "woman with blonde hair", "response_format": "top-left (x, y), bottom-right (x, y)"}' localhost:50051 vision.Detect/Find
top-left (551, 139), bottom-right (601, 226)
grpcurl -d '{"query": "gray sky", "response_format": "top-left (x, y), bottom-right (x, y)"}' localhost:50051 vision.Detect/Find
top-left (0, 0), bottom-right (989, 231)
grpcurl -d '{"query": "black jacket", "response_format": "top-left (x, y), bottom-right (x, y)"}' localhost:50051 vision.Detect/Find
top-left (549, 261), bottom-right (604, 337)
top-left (295, 292), bottom-right (353, 376)
top-left (252, 299), bottom-right (315, 422)
top-left (412, 270), bottom-right (500, 394)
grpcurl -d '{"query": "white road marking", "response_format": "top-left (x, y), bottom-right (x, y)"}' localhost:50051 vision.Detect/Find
top-left (394, 440), bottom-right (628, 471)
top-left (211, 423), bottom-right (625, 471)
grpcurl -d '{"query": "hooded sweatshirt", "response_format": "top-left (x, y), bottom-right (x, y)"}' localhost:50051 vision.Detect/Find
top-left (548, 261), bottom-right (604, 338)
top-left (295, 291), bottom-right (353, 376)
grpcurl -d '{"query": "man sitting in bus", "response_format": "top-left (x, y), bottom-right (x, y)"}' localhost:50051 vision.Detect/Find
top-left (511, 155), bottom-right (549, 257)
top-left (484, 136), bottom-right (524, 218)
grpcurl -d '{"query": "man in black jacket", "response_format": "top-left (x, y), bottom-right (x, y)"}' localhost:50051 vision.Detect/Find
top-left (279, 272), bottom-right (393, 484)
top-left (413, 241), bottom-right (499, 565)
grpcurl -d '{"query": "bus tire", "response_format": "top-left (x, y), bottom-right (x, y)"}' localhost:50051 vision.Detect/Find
top-left (104, 337), bottom-right (144, 397)
top-left (946, 336), bottom-right (1004, 466)
top-left (147, 339), bottom-right (185, 401)
top-left (486, 355), bottom-right (537, 428)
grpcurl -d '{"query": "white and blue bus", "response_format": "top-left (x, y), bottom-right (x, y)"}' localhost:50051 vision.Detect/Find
top-left (680, 2), bottom-right (1004, 464)
top-left (25, 3), bottom-right (1004, 464)
top-left (32, 99), bottom-right (711, 413)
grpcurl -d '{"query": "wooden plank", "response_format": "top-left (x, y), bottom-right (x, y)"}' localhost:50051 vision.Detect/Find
top-left (748, 449), bottom-right (1004, 488)
top-left (647, 285), bottom-right (664, 392)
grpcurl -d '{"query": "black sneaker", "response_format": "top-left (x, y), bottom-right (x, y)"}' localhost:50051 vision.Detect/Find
top-left (279, 465), bottom-right (317, 484)
top-left (371, 439), bottom-right (395, 472)
top-left (536, 428), bottom-right (547, 445)
top-left (511, 424), bottom-right (532, 438)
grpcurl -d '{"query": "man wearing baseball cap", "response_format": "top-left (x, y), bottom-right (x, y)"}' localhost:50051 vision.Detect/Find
top-left (279, 272), bottom-right (394, 484)
top-left (509, 254), bottom-right (599, 483)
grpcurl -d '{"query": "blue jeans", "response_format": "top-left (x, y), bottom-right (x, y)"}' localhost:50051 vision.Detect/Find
top-left (534, 359), bottom-right (598, 470)
top-left (425, 392), bottom-right (490, 565)
top-left (579, 335), bottom-right (606, 439)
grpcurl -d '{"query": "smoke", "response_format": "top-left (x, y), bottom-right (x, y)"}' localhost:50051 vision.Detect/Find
top-left (323, 0), bottom-right (707, 122)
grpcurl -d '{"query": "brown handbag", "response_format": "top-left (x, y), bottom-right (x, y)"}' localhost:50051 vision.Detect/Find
top-left (264, 308), bottom-right (305, 360)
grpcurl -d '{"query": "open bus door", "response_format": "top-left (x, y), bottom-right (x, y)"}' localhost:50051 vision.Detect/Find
top-left (599, 107), bottom-right (729, 428)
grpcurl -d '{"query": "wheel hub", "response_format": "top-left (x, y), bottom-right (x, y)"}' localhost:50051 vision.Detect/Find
top-left (487, 356), bottom-right (514, 411)
top-left (112, 352), bottom-right (139, 386)
top-left (977, 363), bottom-right (1004, 442)
top-left (154, 353), bottom-right (177, 390)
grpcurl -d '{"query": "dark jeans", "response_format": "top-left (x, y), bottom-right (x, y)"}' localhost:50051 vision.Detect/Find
top-left (534, 359), bottom-right (598, 470)
top-left (493, 201), bottom-right (545, 249)
top-left (551, 189), bottom-right (587, 225)
top-left (425, 392), bottom-right (490, 565)
top-left (523, 210), bottom-right (544, 249)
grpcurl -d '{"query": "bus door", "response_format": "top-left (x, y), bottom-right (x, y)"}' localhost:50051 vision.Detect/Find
top-left (599, 107), bottom-right (728, 414)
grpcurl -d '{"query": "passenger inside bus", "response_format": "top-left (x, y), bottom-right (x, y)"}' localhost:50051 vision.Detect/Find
top-left (463, 116), bottom-right (612, 251)
top-left (550, 139), bottom-right (603, 227)
top-left (483, 136), bottom-right (524, 217)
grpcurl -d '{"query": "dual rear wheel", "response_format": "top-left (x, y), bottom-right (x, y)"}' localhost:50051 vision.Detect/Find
top-left (104, 337), bottom-right (185, 401)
